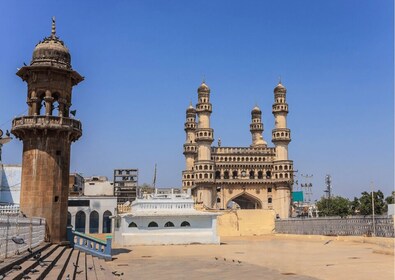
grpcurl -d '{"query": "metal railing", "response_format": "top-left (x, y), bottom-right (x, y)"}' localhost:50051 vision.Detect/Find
top-left (66, 226), bottom-right (112, 261)
top-left (275, 216), bottom-right (394, 237)
top-left (0, 214), bottom-right (46, 260)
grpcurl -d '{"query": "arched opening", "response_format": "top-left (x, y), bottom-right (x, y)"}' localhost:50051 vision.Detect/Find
top-left (227, 193), bottom-right (262, 209)
top-left (249, 171), bottom-right (255, 179)
top-left (148, 221), bottom-right (158, 227)
top-left (224, 171), bottom-right (229, 179)
top-left (102, 210), bottom-right (112, 233)
top-left (67, 212), bottom-right (71, 227)
top-left (129, 222), bottom-right (137, 228)
top-left (215, 171), bottom-right (221, 179)
top-left (75, 211), bottom-right (86, 233)
top-left (258, 171), bottom-right (263, 179)
top-left (232, 170), bottom-right (238, 179)
top-left (181, 221), bottom-right (190, 227)
top-left (89, 211), bottom-right (99, 234)
top-left (266, 171), bottom-right (272, 179)
top-left (164, 221), bottom-right (174, 227)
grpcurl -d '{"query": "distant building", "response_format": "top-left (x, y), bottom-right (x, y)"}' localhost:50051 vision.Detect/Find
top-left (69, 173), bottom-right (85, 196)
top-left (0, 164), bottom-right (21, 205)
top-left (114, 189), bottom-right (220, 246)
top-left (182, 82), bottom-right (294, 218)
top-left (114, 169), bottom-right (138, 206)
top-left (68, 175), bottom-right (117, 234)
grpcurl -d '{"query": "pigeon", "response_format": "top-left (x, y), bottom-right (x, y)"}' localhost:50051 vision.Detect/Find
top-left (65, 274), bottom-right (70, 280)
top-left (23, 62), bottom-right (27, 66)
top-left (22, 273), bottom-right (31, 279)
top-left (12, 236), bottom-right (25, 244)
top-left (73, 262), bottom-right (79, 268)
top-left (76, 270), bottom-right (83, 274)
top-left (112, 271), bottom-right (124, 276)
top-left (27, 248), bottom-right (33, 254)
top-left (232, 259), bottom-right (235, 262)
top-left (223, 258), bottom-right (226, 261)
top-left (33, 252), bottom-right (41, 260)
top-left (12, 264), bottom-right (22, 270)
top-left (324, 240), bottom-right (333, 245)
top-left (38, 261), bottom-right (47, 267)
top-left (100, 265), bottom-right (105, 270)
top-left (215, 257), bottom-right (218, 260)
top-left (30, 268), bottom-right (39, 273)
top-left (20, 212), bottom-right (27, 218)
top-left (88, 266), bottom-right (93, 270)
top-left (238, 260), bottom-right (242, 264)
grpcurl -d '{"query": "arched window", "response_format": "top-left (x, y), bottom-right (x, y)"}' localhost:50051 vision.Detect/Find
top-left (268, 198), bottom-right (272, 204)
top-left (181, 221), bottom-right (190, 227)
top-left (268, 187), bottom-right (272, 193)
top-left (164, 221), bottom-right (174, 227)
top-left (224, 171), bottom-right (229, 179)
top-left (67, 212), bottom-right (71, 227)
top-left (249, 171), bottom-right (255, 179)
top-left (129, 222), bottom-right (137, 228)
top-left (148, 221), bottom-right (158, 227)
top-left (215, 171), bottom-right (221, 179)
top-left (258, 171), bottom-right (263, 179)
top-left (204, 165), bottom-right (208, 170)
top-left (266, 171), bottom-right (271, 179)
top-left (232, 171), bottom-right (238, 179)
top-left (89, 211), bottom-right (99, 234)
top-left (204, 173), bottom-right (208, 178)
top-left (102, 210), bottom-right (112, 233)
top-left (75, 211), bottom-right (86, 233)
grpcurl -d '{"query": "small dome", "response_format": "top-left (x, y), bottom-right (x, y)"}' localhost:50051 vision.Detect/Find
top-left (252, 105), bottom-right (261, 113)
top-left (187, 103), bottom-right (196, 113)
top-left (30, 17), bottom-right (72, 69)
top-left (274, 82), bottom-right (286, 93)
top-left (197, 81), bottom-right (210, 93)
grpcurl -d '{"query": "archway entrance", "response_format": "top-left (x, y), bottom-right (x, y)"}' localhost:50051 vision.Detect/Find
top-left (89, 211), bottom-right (99, 233)
top-left (75, 211), bottom-right (86, 233)
top-left (103, 211), bottom-right (112, 233)
top-left (228, 193), bottom-right (262, 209)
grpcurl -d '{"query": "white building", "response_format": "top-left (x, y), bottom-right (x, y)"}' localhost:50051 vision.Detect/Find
top-left (0, 164), bottom-right (22, 205)
top-left (84, 176), bottom-right (114, 196)
top-left (114, 190), bottom-right (221, 246)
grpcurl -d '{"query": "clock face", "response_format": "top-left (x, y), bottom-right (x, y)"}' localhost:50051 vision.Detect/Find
top-left (0, 129), bottom-right (3, 138)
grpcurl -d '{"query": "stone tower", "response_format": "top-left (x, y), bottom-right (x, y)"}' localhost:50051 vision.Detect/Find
top-left (194, 82), bottom-right (215, 207)
top-left (271, 81), bottom-right (292, 217)
top-left (250, 105), bottom-right (267, 148)
top-left (11, 18), bottom-right (84, 243)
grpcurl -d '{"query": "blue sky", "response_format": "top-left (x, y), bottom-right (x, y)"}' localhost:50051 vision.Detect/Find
top-left (0, 1), bottom-right (393, 200)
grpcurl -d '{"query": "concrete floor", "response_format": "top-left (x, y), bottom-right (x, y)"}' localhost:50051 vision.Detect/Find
top-left (107, 235), bottom-right (394, 280)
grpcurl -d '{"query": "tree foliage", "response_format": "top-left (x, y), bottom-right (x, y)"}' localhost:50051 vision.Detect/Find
top-left (316, 196), bottom-right (351, 217)
top-left (358, 190), bottom-right (386, 216)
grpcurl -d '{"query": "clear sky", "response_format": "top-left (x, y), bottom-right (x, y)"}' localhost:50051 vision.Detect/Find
top-left (0, 1), bottom-right (393, 200)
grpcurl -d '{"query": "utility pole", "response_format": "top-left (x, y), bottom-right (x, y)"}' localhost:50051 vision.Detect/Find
top-left (371, 181), bottom-right (376, 236)
top-left (301, 174), bottom-right (313, 203)
top-left (324, 175), bottom-right (332, 199)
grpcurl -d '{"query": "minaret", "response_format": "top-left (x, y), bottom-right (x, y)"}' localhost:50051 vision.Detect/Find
top-left (182, 103), bottom-right (197, 191)
top-left (271, 81), bottom-right (293, 218)
top-left (194, 81), bottom-right (215, 206)
top-left (11, 18), bottom-right (84, 243)
top-left (250, 105), bottom-right (267, 148)
top-left (272, 81), bottom-right (291, 159)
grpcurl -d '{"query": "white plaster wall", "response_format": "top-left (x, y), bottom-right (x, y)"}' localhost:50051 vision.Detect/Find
top-left (68, 196), bottom-right (117, 234)
top-left (84, 181), bottom-right (114, 196)
top-left (0, 165), bottom-right (22, 204)
top-left (115, 215), bottom-right (219, 246)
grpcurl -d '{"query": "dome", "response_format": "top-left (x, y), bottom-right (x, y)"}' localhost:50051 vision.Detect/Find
top-left (197, 81), bottom-right (210, 93)
top-left (30, 17), bottom-right (72, 70)
top-left (252, 105), bottom-right (261, 113)
top-left (274, 82), bottom-right (286, 93)
top-left (186, 103), bottom-right (196, 113)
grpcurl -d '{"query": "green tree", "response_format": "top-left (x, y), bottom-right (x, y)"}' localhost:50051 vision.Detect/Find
top-left (350, 197), bottom-right (360, 215)
top-left (358, 190), bottom-right (386, 216)
top-left (385, 191), bottom-right (395, 205)
top-left (316, 196), bottom-right (351, 218)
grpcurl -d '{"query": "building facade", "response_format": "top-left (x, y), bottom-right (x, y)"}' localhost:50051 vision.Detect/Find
top-left (182, 82), bottom-right (294, 218)
top-left (11, 18), bottom-right (84, 242)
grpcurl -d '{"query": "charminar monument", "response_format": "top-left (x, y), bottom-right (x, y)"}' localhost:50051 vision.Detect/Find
top-left (182, 81), bottom-right (293, 219)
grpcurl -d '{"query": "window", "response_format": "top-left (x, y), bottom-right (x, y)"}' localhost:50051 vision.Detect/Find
top-left (232, 171), bottom-right (238, 179)
top-left (148, 221), bottom-right (158, 227)
top-left (164, 221), bottom-right (174, 227)
top-left (268, 187), bottom-right (272, 193)
top-left (224, 171), bottom-right (229, 179)
top-left (266, 171), bottom-right (272, 179)
top-left (268, 198), bottom-right (272, 204)
top-left (129, 222), bottom-right (137, 228)
top-left (215, 171), bottom-right (221, 179)
top-left (181, 221), bottom-right (190, 227)
top-left (258, 171), bottom-right (263, 179)
top-left (249, 171), bottom-right (255, 179)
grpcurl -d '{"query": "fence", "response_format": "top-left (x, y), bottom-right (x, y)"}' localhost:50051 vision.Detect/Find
top-left (0, 205), bottom-right (20, 215)
top-left (0, 215), bottom-right (46, 260)
top-left (275, 216), bottom-right (394, 237)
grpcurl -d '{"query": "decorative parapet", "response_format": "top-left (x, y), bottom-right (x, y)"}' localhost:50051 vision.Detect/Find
top-left (272, 103), bottom-right (288, 114)
top-left (272, 128), bottom-right (291, 143)
top-left (12, 116), bottom-right (82, 141)
top-left (212, 146), bottom-right (276, 155)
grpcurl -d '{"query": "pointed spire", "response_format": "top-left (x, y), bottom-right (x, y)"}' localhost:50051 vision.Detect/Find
top-left (278, 76), bottom-right (282, 84)
top-left (51, 16), bottom-right (56, 38)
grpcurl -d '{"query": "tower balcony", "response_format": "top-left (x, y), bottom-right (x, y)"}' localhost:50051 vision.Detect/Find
top-left (183, 143), bottom-right (197, 154)
top-left (195, 128), bottom-right (214, 143)
top-left (272, 128), bottom-right (291, 143)
top-left (196, 103), bottom-right (212, 113)
top-left (250, 123), bottom-right (263, 131)
top-left (272, 103), bottom-right (288, 114)
top-left (12, 115), bottom-right (82, 142)
top-left (184, 122), bottom-right (197, 131)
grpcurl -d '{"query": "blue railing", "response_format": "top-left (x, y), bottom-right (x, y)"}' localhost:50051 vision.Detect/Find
top-left (66, 226), bottom-right (112, 260)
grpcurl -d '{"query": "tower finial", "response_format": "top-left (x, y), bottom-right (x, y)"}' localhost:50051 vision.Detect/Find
top-left (202, 74), bottom-right (206, 83)
top-left (278, 76), bottom-right (282, 84)
top-left (51, 16), bottom-right (56, 37)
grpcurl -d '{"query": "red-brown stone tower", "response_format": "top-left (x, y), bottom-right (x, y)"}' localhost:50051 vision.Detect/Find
top-left (11, 18), bottom-right (83, 243)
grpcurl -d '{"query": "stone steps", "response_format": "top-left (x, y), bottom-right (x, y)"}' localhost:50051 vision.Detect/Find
top-left (0, 244), bottom-right (115, 280)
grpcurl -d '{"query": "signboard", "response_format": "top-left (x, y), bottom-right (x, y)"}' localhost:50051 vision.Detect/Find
top-left (292, 191), bottom-right (304, 202)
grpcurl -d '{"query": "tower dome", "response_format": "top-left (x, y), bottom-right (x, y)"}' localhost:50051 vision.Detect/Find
top-left (274, 82), bottom-right (286, 93)
top-left (197, 81), bottom-right (210, 93)
top-left (31, 17), bottom-right (72, 70)
top-left (252, 105), bottom-right (261, 113)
